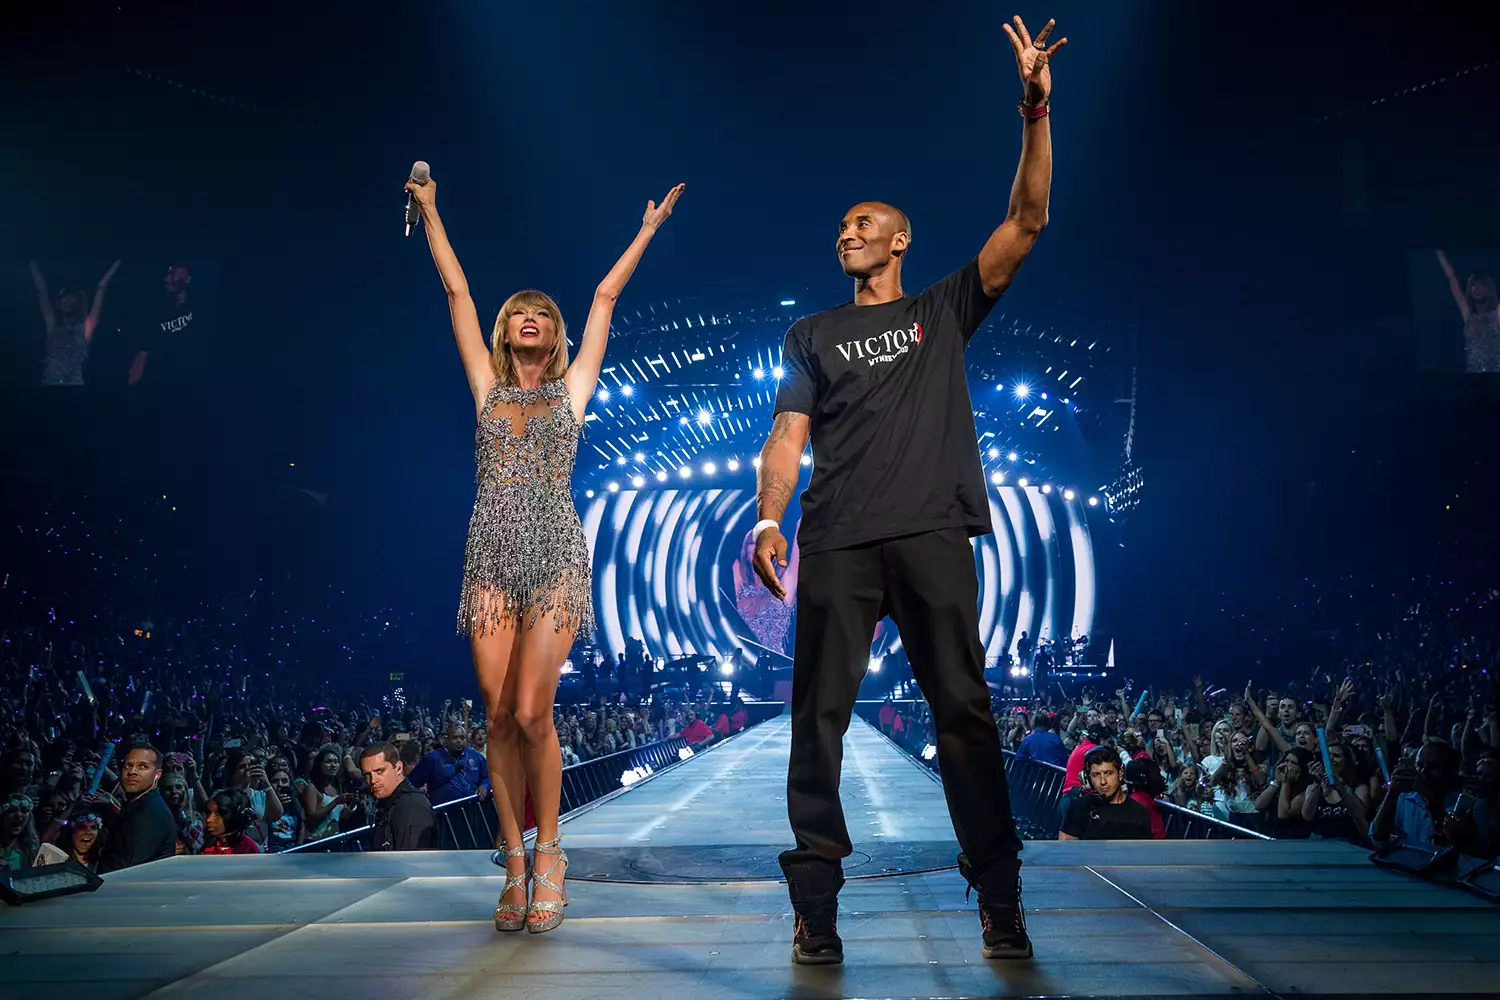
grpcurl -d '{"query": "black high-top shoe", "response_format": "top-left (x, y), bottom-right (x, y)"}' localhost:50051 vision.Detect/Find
top-left (958, 853), bottom-right (1032, 960)
top-left (792, 902), bottom-right (844, 965)
top-left (782, 857), bottom-right (846, 966)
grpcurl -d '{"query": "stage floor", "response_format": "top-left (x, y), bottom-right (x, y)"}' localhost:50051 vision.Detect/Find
top-left (4, 715), bottom-right (1499, 999)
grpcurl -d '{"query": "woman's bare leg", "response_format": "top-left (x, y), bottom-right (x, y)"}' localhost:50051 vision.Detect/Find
top-left (471, 604), bottom-right (526, 909)
top-left (512, 609), bottom-right (575, 922)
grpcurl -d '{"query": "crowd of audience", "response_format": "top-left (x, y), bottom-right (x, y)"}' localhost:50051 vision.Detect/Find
top-left (972, 581), bottom-right (1500, 865)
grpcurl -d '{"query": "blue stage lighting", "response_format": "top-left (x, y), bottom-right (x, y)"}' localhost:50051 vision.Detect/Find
top-left (631, 475), bottom-right (645, 488)
top-left (634, 452), bottom-right (645, 462)
top-left (1040, 391), bottom-right (1048, 400)
top-left (1008, 452), bottom-right (1018, 461)
top-left (990, 471), bottom-right (1005, 485)
top-left (727, 458), bottom-right (740, 472)
top-left (697, 409), bottom-right (712, 425)
top-left (615, 456), bottom-right (626, 466)
top-left (597, 387), bottom-right (611, 402)
top-left (799, 454), bottom-right (811, 466)
top-left (753, 367), bottom-right (765, 380)
top-left (780, 299), bottom-right (796, 306)
top-left (678, 466), bottom-right (692, 479)
top-left (988, 447), bottom-right (1000, 459)
top-left (1064, 489), bottom-right (1076, 501)
top-left (772, 365), bottom-right (785, 380)
top-left (1018, 477), bottom-right (1030, 487)
top-left (1041, 484), bottom-right (1052, 494)
top-left (1014, 383), bottom-right (1030, 399)
top-left (655, 471), bottom-right (668, 483)
top-left (621, 385), bottom-right (634, 398)
top-left (1088, 496), bottom-right (1099, 506)
top-left (703, 462), bottom-right (717, 475)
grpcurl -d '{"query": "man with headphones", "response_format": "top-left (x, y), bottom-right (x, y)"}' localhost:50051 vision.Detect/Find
top-left (97, 744), bottom-right (177, 873)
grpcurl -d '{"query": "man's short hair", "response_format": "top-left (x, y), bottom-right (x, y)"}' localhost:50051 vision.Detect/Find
top-left (1083, 746), bottom-right (1119, 773)
top-left (360, 742), bottom-right (400, 768)
top-left (128, 743), bottom-right (163, 770)
top-left (1032, 713), bottom-right (1053, 731)
top-left (399, 739), bottom-right (422, 769)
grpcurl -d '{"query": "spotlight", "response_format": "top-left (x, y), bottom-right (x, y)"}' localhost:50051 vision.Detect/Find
top-left (634, 452), bottom-right (645, 462)
top-left (772, 365), bottom-right (785, 380)
top-left (727, 458), bottom-right (740, 472)
top-left (780, 299), bottom-right (796, 306)
top-left (867, 656), bottom-right (882, 674)
top-left (615, 455), bottom-right (626, 465)
top-left (1040, 391), bottom-right (1048, 400)
top-left (655, 471), bottom-right (668, 482)
top-left (1014, 383), bottom-right (1030, 399)
top-left (1088, 496), bottom-right (1099, 507)
top-left (752, 456), bottom-right (762, 468)
top-left (597, 387), bottom-right (611, 402)
top-left (988, 447), bottom-right (1000, 459)
top-left (607, 481), bottom-right (620, 493)
top-left (920, 743), bottom-right (937, 761)
top-left (799, 454), bottom-right (811, 466)
top-left (753, 367), bottom-right (765, 380)
top-left (679, 415), bottom-right (689, 425)
top-left (719, 658), bottom-right (735, 676)
top-left (1041, 484), bottom-right (1052, 494)
top-left (703, 462), bottom-right (717, 475)
top-left (1008, 452), bottom-right (1018, 461)
top-left (697, 409), bottom-right (713, 425)
top-left (1064, 489), bottom-right (1076, 501)
top-left (585, 489), bottom-right (595, 498)
top-left (994, 382), bottom-right (1005, 392)
top-left (990, 471), bottom-right (1005, 485)
top-left (1018, 477), bottom-right (1030, 487)
top-left (621, 384), bottom-right (634, 398)
top-left (631, 475), bottom-right (645, 488)
top-left (678, 466), bottom-right (692, 478)
top-left (690, 350), bottom-right (705, 361)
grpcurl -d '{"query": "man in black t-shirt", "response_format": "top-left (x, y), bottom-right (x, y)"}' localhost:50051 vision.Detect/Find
top-left (752, 16), bottom-right (1068, 967)
top-left (128, 263), bottom-right (200, 386)
top-left (1060, 746), bottom-right (1154, 841)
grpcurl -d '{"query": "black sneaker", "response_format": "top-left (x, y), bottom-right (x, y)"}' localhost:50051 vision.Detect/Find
top-left (791, 908), bottom-right (844, 966)
top-left (958, 853), bottom-right (1032, 959)
top-left (978, 897), bottom-right (1032, 959)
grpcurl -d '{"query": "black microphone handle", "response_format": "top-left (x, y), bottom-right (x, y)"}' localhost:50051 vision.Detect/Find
top-left (404, 192), bottom-right (421, 237)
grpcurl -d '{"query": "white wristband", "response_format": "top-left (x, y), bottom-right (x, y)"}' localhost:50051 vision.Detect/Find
top-left (752, 519), bottom-right (781, 543)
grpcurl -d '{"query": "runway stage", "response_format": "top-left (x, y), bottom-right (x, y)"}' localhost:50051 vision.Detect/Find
top-left (4, 715), bottom-right (1499, 999)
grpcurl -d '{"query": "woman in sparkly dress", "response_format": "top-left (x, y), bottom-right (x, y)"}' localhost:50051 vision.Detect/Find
top-left (1436, 250), bottom-right (1500, 373)
top-left (407, 171), bottom-right (684, 934)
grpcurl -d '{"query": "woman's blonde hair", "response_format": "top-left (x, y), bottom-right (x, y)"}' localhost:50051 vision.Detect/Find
top-left (491, 289), bottom-right (569, 387)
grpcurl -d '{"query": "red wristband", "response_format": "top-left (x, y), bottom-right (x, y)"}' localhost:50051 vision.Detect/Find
top-left (1018, 100), bottom-right (1050, 120)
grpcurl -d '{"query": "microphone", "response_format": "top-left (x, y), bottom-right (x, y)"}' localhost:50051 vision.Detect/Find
top-left (405, 161), bottom-right (431, 236)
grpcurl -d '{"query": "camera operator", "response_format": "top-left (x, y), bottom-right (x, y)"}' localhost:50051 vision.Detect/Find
top-left (1059, 746), bottom-right (1154, 841)
top-left (360, 742), bottom-right (434, 851)
top-left (96, 744), bottom-right (177, 874)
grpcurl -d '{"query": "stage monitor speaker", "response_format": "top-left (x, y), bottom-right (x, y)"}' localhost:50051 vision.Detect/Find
top-left (0, 858), bottom-right (104, 905)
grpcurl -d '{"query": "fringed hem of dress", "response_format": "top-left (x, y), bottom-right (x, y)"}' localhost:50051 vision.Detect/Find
top-left (457, 568), bottom-right (596, 640)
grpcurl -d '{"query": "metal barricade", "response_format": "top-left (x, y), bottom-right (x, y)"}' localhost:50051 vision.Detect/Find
top-left (281, 709), bottom-right (784, 855)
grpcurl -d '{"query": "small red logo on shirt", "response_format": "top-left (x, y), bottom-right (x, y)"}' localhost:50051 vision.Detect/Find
top-left (913, 322), bottom-right (923, 343)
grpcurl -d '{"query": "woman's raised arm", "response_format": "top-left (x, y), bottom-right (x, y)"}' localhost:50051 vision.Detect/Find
top-left (565, 183), bottom-right (684, 422)
top-left (407, 174), bottom-right (493, 405)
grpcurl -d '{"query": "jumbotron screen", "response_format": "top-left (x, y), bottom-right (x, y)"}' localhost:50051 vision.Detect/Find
top-left (581, 486), bottom-right (1098, 667)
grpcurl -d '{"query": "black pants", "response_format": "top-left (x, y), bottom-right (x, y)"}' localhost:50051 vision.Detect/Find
top-left (779, 528), bottom-right (1022, 906)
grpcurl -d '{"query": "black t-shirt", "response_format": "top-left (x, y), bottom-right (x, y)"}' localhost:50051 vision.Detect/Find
top-left (137, 293), bottom-right (202, 385)
top-left (774, 260), bottom-right (998, 556)
top-left (1061, 792), bottom-right (1155, 840)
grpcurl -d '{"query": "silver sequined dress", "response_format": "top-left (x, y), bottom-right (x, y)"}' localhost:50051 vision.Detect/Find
top-left (457, 378), bottom-right (595, 639)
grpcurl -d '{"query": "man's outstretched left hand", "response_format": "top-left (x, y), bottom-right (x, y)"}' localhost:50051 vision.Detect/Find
top-left (1002, 15), bottom-right (1067, 106)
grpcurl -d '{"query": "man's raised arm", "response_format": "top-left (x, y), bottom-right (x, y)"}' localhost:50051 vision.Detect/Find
top-left (977, 16), bottom-right (1067, 299)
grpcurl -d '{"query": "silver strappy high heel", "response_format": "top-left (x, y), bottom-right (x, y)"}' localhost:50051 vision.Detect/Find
top-left (526, 836), bottom-right (568, 934)
top-left (494, 842), bottom-right (530, 932)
